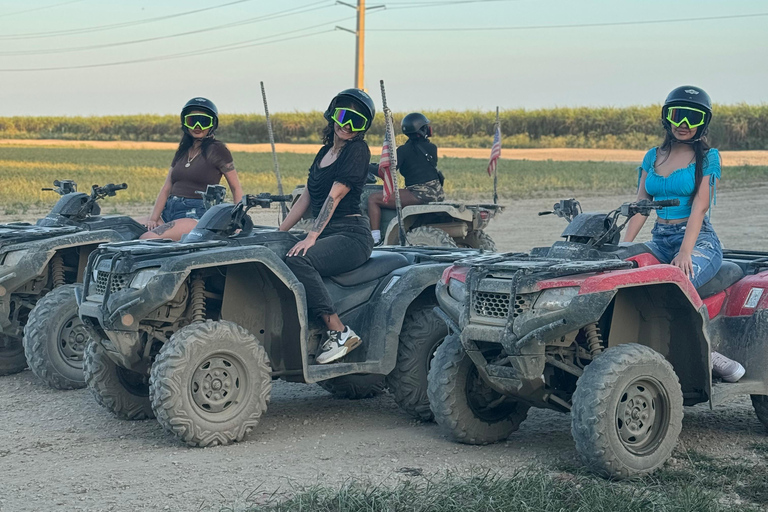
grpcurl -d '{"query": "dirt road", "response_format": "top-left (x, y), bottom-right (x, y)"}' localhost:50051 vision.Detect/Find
top-left (1, 139), bottom-right (767, 165)
top-left (1, 188), bottom-right (767, 511)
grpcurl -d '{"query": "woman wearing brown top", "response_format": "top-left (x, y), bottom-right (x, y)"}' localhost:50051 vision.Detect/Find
top-left (140, 97), bottom-right (243, 240)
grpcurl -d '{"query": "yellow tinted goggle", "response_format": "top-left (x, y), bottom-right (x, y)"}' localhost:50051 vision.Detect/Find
top-left (184, 113), bottom-right (214, 130)
top-left (666, 106), bottom-right (707, 128)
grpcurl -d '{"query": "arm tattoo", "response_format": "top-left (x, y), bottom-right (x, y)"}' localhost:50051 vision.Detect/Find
top-left (152, 220), bottom-right (176, 235)
top-left (310, 196), bottom-right (335, 235)
top-left (223, 161), bottom-right (236, 173)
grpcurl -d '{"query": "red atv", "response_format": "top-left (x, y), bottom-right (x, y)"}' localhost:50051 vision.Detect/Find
top-left (429, 198), bottom-right (768, 479)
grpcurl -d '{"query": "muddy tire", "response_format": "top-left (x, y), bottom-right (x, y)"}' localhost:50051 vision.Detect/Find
top-left (84, 341), bottom-right (154, 420)
top-left (150, 320), bottom-right (271, 447)
top-left (386, 305), bottom-right (448, 421)
top-left (406, 226), bottom-right (458, 248)
top-left (571, 343), bottom-right (683, 480)
top-left (751, 395), bottom-right (768, 430)
top-left (23, 284), bottom-right (90, 390)
top-left (318, 374), bottom-right (386, 399)
top-left (0, 334), bottom-right (26, 376)
top-left (463, 230), bottom-right (496, 251)
top-left (428, 334), bottom-right (529, 444)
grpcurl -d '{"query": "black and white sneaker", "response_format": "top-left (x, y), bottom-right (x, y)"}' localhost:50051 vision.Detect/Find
top-left (316, 327), bottom-right (362, 364)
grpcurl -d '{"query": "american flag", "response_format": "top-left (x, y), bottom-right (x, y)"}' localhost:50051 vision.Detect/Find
top-left (378, 134), bottom-right (396, 203)
top-left (487, 123), bottom-right (501, 176)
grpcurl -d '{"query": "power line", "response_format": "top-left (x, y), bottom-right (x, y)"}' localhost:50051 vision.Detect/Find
top-left (0, 1), bottom-right (333, 56)
top-left (0, 16), bottom-right (355, 72)
top-left (386, 0), bottom-right (518, 8)
top-left (0, 0), bottom-right (261, 40)
top-left (368, 12), bottom-right (768, 31)
top-left (0, 0), bottom-right (85, 19)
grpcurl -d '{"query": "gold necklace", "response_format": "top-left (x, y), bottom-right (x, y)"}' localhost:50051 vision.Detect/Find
top-left (186, 147), bottom-right (201, 168)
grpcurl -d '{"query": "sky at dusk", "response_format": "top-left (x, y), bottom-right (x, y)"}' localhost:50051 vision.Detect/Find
top-left (0, 0), bottom-right (765, 116)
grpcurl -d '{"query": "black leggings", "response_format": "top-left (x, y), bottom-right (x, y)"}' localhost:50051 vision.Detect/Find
top-left (285, 216), bottom-right (373, 319)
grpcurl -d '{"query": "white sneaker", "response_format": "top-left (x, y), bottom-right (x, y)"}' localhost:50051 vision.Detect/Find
top-left (316, 326), bottom-right (362, 364)
top-left (712, 351), bottom-right (746, 383)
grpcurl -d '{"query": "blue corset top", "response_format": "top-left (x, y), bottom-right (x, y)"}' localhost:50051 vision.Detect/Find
top-left (639, 147), bottom-right (721, 220)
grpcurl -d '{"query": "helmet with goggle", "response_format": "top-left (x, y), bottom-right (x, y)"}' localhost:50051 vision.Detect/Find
top-left (181, 97), bottom-right (219, 135)
top-left (662, 86), bottom-right (712, 143)
top-left (324, 89), bottom-right (376, 133)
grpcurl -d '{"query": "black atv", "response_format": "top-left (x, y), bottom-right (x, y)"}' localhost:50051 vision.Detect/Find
top-left (77, 193), bottom-right (481, 446)
top-left (19, 184), bottom-right (228, 391)
top-left (0, 180), bottom-right (144, 381)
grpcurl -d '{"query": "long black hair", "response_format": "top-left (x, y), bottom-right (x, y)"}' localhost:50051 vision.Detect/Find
top-left (657, 130), bottom-right (711, 205)
top-left (171, 133), bottom-right (217, 166)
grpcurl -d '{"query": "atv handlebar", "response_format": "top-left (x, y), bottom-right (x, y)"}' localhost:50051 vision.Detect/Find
top-left (242, 193), bottom-right (293, 209)
top-left (92, 183), bottom-right (128, 198)
top-left (619, 199), bottom-right (680, 218)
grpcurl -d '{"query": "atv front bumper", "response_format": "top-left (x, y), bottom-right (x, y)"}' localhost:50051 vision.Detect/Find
top-left (77, 270), bottom-right (187, 373)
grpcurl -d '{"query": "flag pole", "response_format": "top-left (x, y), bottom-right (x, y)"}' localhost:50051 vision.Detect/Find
top-left (260, 81), bottom-right (288, 222)
top-left (380, 80), bottom-right (407, 246)
top-left (493, 106), bottom-right (499, 205)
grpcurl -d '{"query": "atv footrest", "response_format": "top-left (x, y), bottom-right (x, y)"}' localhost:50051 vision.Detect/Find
top-left (710, 378), bottom-right (768, 407)
top-left (306, 361), bottom-right (384, 383)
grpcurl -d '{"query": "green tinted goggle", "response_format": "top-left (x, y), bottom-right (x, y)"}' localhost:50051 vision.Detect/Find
top-left (666, 106), bottom-right (707, 129)
top-left (184, 113), bottom-right (214, 130)
top-left (331, 107), bottom-right (369, 132)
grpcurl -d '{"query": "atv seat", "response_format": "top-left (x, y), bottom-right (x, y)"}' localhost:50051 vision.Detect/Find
top-left (696, 261), bottom-right (744, 299)
top-left (329, 251), bottom-right (409, 287)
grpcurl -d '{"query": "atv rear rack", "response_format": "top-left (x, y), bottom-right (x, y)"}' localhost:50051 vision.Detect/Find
top-left (723, 249), bottom-right (768, 272)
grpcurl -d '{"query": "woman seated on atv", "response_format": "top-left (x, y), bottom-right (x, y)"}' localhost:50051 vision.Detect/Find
top-left (624, 85), bottom-right (744, 382)
top-left (367, 112), bottom-right (445, 245)
top-left (278, 89), bottom-right (375, 364)
top-left (139, 97), bottom-right (243, 241)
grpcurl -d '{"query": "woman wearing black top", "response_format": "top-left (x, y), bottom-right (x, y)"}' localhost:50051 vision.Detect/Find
top-left (279, 89), bottom-right (375, 364)
top-left (368, 112), bottom-right (445, 244)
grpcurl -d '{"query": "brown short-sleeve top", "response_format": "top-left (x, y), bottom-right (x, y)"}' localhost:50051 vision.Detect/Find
top-left (170, 141), bottom-right (234, 198)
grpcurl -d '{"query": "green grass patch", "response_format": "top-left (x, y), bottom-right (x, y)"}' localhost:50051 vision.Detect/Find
top-left (0, 146), bottom-right (766, 209)
top-left (214, 462), bottom-right (766, 512)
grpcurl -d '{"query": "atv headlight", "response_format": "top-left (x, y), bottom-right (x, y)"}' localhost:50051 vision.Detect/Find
top-left (130, 268), bottom-right (160, 289)
top-left (535, 287), bottom-right (579, 312)
top-left (448, 278), bottom-right (467, 302)
top-left (2, 250), bottom-right (27, 267)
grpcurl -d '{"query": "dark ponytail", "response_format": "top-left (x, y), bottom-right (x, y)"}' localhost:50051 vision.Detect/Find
top-left (658, 132), bottom-right (711, 205)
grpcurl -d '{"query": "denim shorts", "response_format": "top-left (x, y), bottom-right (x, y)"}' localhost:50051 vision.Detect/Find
top-left (161, 196), bottom-right (206, 223)
top-left (645, 218), bottom-right (723, 288)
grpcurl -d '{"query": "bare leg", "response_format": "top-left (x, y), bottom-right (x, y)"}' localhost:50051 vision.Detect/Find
top-left (139, 218), bottom-right (198, 241)
top-left (367, 189), bottom-right (423, 231)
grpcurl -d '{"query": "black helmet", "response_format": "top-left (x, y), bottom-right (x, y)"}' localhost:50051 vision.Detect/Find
top-left (323, 88), bottom-right (376, 131)
top-left (181, 97), bottom-right (219, 134)
top-left (662, 85), bottom-right (712, 142)
top-left (401, 112), bottom-right (432, 138)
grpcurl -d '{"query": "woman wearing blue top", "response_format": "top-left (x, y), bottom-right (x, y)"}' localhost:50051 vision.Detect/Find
top-left (625, 85), bottom-right (744, 382)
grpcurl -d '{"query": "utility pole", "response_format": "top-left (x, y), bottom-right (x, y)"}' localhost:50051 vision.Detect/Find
top-left (336, 1), bottom-right (384, 89)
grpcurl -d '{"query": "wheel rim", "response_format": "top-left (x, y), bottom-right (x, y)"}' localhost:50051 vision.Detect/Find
top-left (616, 376), bottom-right (670, 456)
top-left (116, 366), bottom-right (150, 397)
top-left (190, 353), bottom-right (247, 418)
top-left (465, 365), bottom-right (517, 423)
top-left (58, 314), bottom-right (89, 369)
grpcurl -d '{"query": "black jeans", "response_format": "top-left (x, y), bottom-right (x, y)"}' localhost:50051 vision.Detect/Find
top-left (285, 216), bottom-right (374, 319)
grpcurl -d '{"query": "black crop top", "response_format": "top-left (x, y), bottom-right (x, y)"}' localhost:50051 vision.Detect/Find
top-left (306, 139), bottom-right (371, 219)
top-left (398, 139), bottom-right (439, 187)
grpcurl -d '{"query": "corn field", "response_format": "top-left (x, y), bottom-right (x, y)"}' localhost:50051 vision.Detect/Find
top-left (0, 104), bottom-right (765, 150)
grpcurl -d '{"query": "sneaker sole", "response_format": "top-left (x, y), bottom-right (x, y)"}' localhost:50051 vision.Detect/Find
top-left (316, 337), bottom-right (361, 364)
top-left (721, 364), bottom-right (746, 383)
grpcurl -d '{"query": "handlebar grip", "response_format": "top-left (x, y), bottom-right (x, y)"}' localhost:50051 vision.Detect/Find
top-left (271, 195), bottom-right (293, 202)
top-left (652, 199), bottom-right (680, 208)
top-left (538, 211), bottom-right (553, 216)
top-left (116, 183), bottom-right (128, 190)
